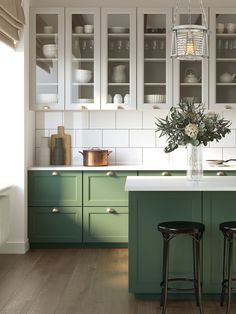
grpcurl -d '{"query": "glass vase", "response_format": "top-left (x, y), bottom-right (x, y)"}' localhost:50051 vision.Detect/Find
top-left (186, 143), bottom-right (203, 181)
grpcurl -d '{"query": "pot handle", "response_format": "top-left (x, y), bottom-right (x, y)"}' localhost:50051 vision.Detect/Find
top-left (79, 151), bottom-right (84, 155)
top-left (108, 150), bottom-right (112, 155)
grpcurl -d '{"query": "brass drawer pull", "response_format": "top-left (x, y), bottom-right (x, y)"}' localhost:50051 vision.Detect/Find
top-left (161, 171), bottom-right (171, 176)
top-left (217, 171), bottom-right (225, 176)
top-left (106, 171), bottom-right (115, 177)
top-left (52, 208), bottom-right (60, 213)
top-left (52, 171), bottom-right (59, 176)
top-left (106, 207), bottom-right (115, 214)
top-left (43, 105), bottom-right (50, 110)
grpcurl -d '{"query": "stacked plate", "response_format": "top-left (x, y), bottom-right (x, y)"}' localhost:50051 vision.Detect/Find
top-left (144, 94), bottom-right (166, 103)
top-left (77, 98), bottom-right (93, 103)
top-left (108, 26), bottom-right (129, 33)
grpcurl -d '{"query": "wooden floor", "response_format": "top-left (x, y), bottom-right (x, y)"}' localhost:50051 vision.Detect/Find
top-left (0, 248), bottom-right (235, 314)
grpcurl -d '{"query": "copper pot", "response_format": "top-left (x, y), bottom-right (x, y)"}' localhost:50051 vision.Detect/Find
top-left (79, 149), bottom-right (112, 166)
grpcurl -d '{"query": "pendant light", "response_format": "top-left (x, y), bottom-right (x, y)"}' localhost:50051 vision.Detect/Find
top-left (171, 0), bottom-right (208, 60)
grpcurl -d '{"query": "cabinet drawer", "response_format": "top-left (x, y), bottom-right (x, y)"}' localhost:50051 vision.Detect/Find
top-left (28, 171), bottom-right (82, 206)
top-left (83, 171), bottom-right (137, 206)
top-left (204, 171), bottom-right (236, 176)
top-left (83, 207), bottom-right (128, 243)
top-left (29, 206), bottom-right (82, 243)
top-left (138, 171), bottom-right (185, 176)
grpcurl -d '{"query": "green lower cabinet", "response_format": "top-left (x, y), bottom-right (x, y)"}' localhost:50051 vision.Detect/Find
top-left (83, 207), bottom-right (128, 243)
top-left (29, 207), bottom-right (82, 243)
top-left (203, 192), bottom-right (236, 294)
top-left (138, 171), bottom-right (186, 176)
top-left (129, 191), bottom-right (202, 294)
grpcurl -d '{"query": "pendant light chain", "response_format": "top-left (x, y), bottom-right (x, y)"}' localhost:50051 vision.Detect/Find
top-left (188, 0), bottom-right (192, 25)
top-left (199, 0), bottom-right (208, 28)
top-left (173, 0), bottom-right (180, 27)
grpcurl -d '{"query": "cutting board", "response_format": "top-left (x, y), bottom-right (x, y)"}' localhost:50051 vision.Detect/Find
top-left (51, 126), bottom-right (71, 165)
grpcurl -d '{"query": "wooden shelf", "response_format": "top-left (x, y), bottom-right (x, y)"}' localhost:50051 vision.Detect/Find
top-left (72, 83), bottom-right (94, 86)
top-left (144, 83), bottom-right (166, 86)
top-left (72, 33), bottom-right (94, 38)
top-left (144, 33), bottom-right (166, 37)
top-left (108, 58), bottom-right (129, 62)
top-left (72, 58), bottom-right (94, 62)
top-left (144, 58), bottom-right (166, 62)
top-left (108, 83), bottom-right (129, 86)
top-left (36, 58), bottom-right (58, 62)
top-left (108, 33), bottom-right (129, 37)
top-left (216, 58), bottom-right (236, 62)
top-left (180, 83), bottom-right (202, 86)
top-left (216, 83), bottom-right (236, 85)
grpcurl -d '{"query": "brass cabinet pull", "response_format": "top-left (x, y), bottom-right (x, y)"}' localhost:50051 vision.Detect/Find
top-left (52, 171), bottom-right (59, 176)
top-left (106, 171), bottom-right (115, 177)
top-left (217, 171), bottom-right (225, 176)
top-left (161, 171), bottom-right (171, 176)
top-left (152, 105), bottom-right (160, 109)
top-left (52, 208), bottom-right (60, 213)
top-left (43, 105), bottom-right (50, 110)
top-left (106, 207), bottom-right (115, 214)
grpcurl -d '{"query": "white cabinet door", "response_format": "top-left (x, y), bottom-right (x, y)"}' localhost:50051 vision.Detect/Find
top-left (173, 8), bottom-right (209, 108)
top-left (210, 8), bottom-right (236, 110)
top-left (30, 8), bottom-right (64, 110)
top-left (101, 8), bottom-right (136, 110)
top-left (137, 8), bottom-right (172, 110)
top-left (65, 8), bottom-right (100, 110)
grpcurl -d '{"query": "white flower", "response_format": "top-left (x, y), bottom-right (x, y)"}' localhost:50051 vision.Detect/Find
top-left (185, 123), bottom-right (199, 139)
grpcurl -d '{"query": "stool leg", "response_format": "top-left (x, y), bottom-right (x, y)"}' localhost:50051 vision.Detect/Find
top-left (193, 238), bottom-right (199, 307)
top-left (195, 235), bottom-right (204, 314)
top-left (160, 236), bottom-right (170, 314)
top-left (220, 236), bottom-right (228, 306)
top-left (226, 236), bottom-right (233, 314)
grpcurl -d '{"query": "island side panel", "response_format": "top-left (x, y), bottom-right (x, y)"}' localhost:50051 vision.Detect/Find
top-left (128, 191), bottom-right (202, 295)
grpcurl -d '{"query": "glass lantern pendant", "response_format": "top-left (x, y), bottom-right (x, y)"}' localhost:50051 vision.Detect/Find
top-left (171, 0), bottom-right (208, 60)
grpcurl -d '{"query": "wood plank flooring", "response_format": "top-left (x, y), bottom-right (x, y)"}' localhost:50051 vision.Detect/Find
top-left (0, 248), bottom-right (235, 314)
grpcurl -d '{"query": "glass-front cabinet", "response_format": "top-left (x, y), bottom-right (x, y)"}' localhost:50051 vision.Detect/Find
top-left (173, 9), bottom-right (208, 107)
top-left (210, 9), bottom-right (236, 109)
top-left (65, 8), bottom-right (100, 110)
top-left (101, 8), bottom-right (136, 110)
top-left (137, 9), bottom-right (172, 110)
top-left (30, 8), bottom-right (64, 110)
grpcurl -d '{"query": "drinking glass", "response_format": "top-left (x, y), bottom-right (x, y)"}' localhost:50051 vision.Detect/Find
top-left (116, 39), bottom-right (124, 57)
top-left (159, 39), bottom-right (165, 58)
top-left (125, 39), bottom-right (129, 58)
top-left (88, 39), bottom-right (94, 58)
top-left (81, 39), bottom-right (87, 58)
top-left (217, 39), bottom-right (223, 58)
top-left (151, 39), bottom-right (158, 58)
top-left (144, 39), bottom-right (150, 58)
top-left (108, 40), bottom-right (115, 58)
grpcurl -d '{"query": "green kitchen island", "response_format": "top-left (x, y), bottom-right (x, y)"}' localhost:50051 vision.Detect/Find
top-left (125, 176), bottom-right (236, 297)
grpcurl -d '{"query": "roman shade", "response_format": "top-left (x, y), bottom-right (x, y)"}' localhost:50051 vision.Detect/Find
top-left (0, 0), bottom-right (25, 48)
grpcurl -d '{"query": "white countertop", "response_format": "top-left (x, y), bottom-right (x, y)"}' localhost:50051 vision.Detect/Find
top-left (125, 176), bottom-right (236, 191)
top-left (28, 165), bottom-right (236, 171)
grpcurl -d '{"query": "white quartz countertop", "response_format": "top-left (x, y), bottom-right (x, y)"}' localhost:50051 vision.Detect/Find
top-left (28, 165), bottom-right (236, 171)
top-left (125, 176), bottom-right (236, 191)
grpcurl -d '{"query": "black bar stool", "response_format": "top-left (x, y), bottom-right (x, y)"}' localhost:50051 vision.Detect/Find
top-left (157, 221), bottom-right (205, 314)
top-left (219, 221), bottom-right (236, 314)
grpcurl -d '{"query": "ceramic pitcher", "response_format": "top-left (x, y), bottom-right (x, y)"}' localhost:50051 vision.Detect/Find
top-left (112, 65), bottom-right (126, 83)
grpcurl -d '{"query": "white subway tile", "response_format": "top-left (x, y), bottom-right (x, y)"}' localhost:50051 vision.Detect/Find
top-left (64, 112), bottom-right (89, 129)
top-left (222, 111), bottom-right (236, 128)
top-left (103, 148), bottom-right (116, 164)
top-left (36, 112), bottom-right (63, 129)
top-left (143, 110), bottom-right (169, 129)
top-left (210, 131), bottom-right (235, 148)
top-left (72, 147), bottom-right (83, 165)
top-left (156, 131), bottom-right (168, 148)
top-left (143, 148), bottom-right (169, 167)
top-left (169, 147), bottom-right (187, 168)
top-left (103, 130), bottom-right (129, 147)
top-left (90, 111), bottom-right (116, 129)
top-left (75, 130), bottom-right (102, 148)
top-left (223, 148), bottom-right (236, 164)
top-left (35, 130), bottom-right (49, 148)
top-left (203, 147), bottom-right (223, 161)
top-left (64, 129), bottom-right (76, 148)
top-left (130, 130), bottom-right (155, 147)
top-left (116, 148), bottom-right (142, 165)
top-left (116, 111), bottom-right (142, 129)
top-left (35, 112), bottom-right (45, 129)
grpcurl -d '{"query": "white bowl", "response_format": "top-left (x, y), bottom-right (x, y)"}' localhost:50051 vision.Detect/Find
top-left (77, 98), bottom-right (93, 103)
top-left (144, 94), bottom-right (166, 103)
top-left (43, 26), bottom-right (54, 34)
top-left (108, 26), bottom-right (129, 33)
top-left (37, 93), bottom-right (58, 104)
top-left (75, 69), bottom-right (92, 83)
top-left (42, 44), bottom-right (57, 58)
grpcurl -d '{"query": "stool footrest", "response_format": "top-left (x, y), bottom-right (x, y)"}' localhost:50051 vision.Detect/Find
top-left (160, 278), bottom-right (198, 292)
top-left (222, 279), bottom-right (236, 291)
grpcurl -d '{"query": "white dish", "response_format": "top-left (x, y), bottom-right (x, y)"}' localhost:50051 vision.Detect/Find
top-left (144, 94), bottom-right (166, 103)
top-left (42, 44), bottom-right (57, 58)
top-left (77, 98), bottom-right (93, 103)
top-left (43, 26), bottom-right (54, 34)
top-left (75, 69), bottom-right (92, 83)
top-left (108, 27), bottom-right (129, 33)
top-left (37, 93), bottom-right (58, 104)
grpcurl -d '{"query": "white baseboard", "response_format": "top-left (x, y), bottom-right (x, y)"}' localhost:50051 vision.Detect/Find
top-left (0, 239), bottom-right (30, 254)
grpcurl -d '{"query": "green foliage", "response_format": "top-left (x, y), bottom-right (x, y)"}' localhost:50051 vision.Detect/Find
top-left (155, 102), bottom-right (231, 153)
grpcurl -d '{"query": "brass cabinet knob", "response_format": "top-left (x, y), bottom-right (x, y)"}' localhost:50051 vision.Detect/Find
top-left (161, 171), bottom-right (171, 176)
top-left (52, 171), bottom-right (59, 176)
top-left (43, 105), bottom-right (50, 110)
top-left (52, 208), bottom-right (59, 213)
top-left (106, 171), bottom-right (115, 177)
top-left (152, 105), bottom-right (160, 109)
top-left (217, 171), bottom-right (225, 176)
top-left (80, 105), bottom-right (87, 110)
top-left (106, 207), bottom-right (115, 214)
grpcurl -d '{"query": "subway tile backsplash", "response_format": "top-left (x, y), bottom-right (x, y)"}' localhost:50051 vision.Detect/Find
top-left (35, 110), bottom-right (236, 166)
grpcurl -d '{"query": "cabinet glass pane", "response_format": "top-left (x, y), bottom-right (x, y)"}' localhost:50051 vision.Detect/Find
top-left (107, 14), bottom-right (130, 105)
top-left (179, 14), bottom-right (202, 103)
top-left (216, 14), bottom-right (236, 104)
top-left (71, 14), bottom-right (94, 105)
top-left (36, 14), bottom-right (59, 106)
top-left (143, 14), bottom-right (166, 106)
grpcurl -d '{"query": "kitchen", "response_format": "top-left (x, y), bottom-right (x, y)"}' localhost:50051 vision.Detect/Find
top-left (1, 0), bottom-right (236, 313)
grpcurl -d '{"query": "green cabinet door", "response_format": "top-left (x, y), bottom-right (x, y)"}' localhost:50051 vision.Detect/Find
top-left (138, 171), bottom-right (186, 176)
top-left (83, 207), bottom-right (128, 243)
top-left (29, 206), bottom-right (82, 243)
top-left (28, 171), bottom-right (82, 206)
top-left (83, 171), bottom-right (137, 206)
top-left (129, 191), bottom-right (202, 294)
top-left (203, 191), bottom-right (236, 293)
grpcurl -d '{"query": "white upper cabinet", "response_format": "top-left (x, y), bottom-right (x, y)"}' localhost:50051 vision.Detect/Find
top-left (30, 8), bottom-right (64, 110)
top-left (173, 8), bottom-right (209, 108)
top-left (137, 8), bottom-right (172, 110)
top-left (101, 8), bottom-right (136, 110)
top-left (65, 8), bottom-right (100, 110)
top-left (210, 8), bottom-right (236, 109)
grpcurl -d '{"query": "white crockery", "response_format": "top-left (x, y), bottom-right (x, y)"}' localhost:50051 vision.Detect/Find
top-left (75, 26), bottom-right (84, 33)
top-left (226, 23), bottom-right (236, 33)
top-left (109, 26), bottom-right (129, 33)
top-left (75, 69), bottom-right (92, 83)
top-left (37, 93), bottom-right (58, 104)
top-left (77, 98), bottom-right (93, 103)
top-left (144, 94), bottom-right (166, 103)
top-left (43, 26), bottom-right (54, 34)
top-left (42, 44), bottom-right (57, 58)
top-left (216, 23), bottom-right (224, 33)
top-left (84, 24), bottom-right (94, 33)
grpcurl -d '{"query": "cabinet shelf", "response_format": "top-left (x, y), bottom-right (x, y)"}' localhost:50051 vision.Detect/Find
top-left (108, 58), bottom-right (129, 62)
top-left (72, 58), bottom-right (94, 62)
top-left (144, 83), bottom-right (166, 86)
top-left (144, 58), bottom-right (166, 62)
top-left (72, 83), bottom-right (94, 86)
top-left (216, 58), bottom-right (236, 62)
top-left (180, 83), bottom-right (202, 86)
top-left (216, 83), bottom-right (236, 85)
top-left (108, 33), bottom-right (129, 37)
top-left (36, 58), bottom-right (58, 62)
top-left (216, 33), bottom-right (236, 38)
top-left (144, 33), bottom-right (166, 37)
top-left (72, 33), bottom-right (94, 38)
top-left (36, 33), bottom-right (58, 38)
top-left (36, 83), bottom-right (59, 86)
top-left (108, 83), bottom-right (129, 86)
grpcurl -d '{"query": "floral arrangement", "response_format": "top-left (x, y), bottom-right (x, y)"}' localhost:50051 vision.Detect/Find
top-left (155, 102), bottom-right (231, 153)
